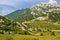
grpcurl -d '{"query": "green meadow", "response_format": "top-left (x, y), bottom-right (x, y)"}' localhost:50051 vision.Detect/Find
top-left (0, 31), bottom-right (60, 40)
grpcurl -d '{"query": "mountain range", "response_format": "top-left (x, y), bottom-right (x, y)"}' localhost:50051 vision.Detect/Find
top-left (6, 3), bottom-right (60, 23)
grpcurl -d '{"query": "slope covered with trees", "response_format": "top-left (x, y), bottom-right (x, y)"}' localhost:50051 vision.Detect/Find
top-left (6, 8), bottom-right (34, 23)
top-left (0, 16), bottom-right (21, 34)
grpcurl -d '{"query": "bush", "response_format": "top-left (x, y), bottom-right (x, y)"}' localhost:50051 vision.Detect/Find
top-left (40, 33), bottom-right (44, 36)
top-left (51, 32), bottom-right (55, 36)
top-left (37, 29), bottom-right (42, 32)
top-left (47, 29), bottom-right (51, 32)
top-left (0, 31), bottom-right (4, 34)
top-left (23, 30), bottom-right (31, 35)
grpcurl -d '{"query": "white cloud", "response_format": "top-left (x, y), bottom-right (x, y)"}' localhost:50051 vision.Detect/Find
top-left (0, 0), bottom-right (22, 7)
top-left (48, 0), bottom-right (57, 4)
top-left (0, 0), bottom-right (48, 8)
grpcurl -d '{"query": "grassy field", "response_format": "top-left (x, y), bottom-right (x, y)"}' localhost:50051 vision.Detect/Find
top-left (25, 20), bottom-right (60, 30)
top-left (0, 32), bottom-right (60, 40)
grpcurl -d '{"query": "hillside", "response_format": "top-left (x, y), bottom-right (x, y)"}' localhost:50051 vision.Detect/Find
top-left (0, 16), bottom-right (25, 34)
top-left (6, 8), bottom-right (34, 22)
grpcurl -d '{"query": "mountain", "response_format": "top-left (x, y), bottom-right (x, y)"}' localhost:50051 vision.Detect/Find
top-left (6, 3), bottom-right (60, 23)
top-left (6, 8), bottom-right (34, 22)
top-left (30, 3), bottom-right (60, 22)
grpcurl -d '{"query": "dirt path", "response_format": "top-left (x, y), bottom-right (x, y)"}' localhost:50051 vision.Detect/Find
top-left (22, 21), bottom-right (60, 32)
top-left (16, 17), bottom-right (60, 32)
top-left (16, 22), bottom-right (25, 31)
top-left (52, 30), bottom-right (60, 32)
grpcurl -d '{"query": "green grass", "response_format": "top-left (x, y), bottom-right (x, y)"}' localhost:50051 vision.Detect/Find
top-left (0, 33), bottom-right (60, 40)
top-left (13, 34), bottom-right (60, 40)
top-left (0, 31), bottom-right (60, 40)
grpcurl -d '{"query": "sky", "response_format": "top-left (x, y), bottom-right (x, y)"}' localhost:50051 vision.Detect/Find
top-left (0, 0), bottom-right (59, 16)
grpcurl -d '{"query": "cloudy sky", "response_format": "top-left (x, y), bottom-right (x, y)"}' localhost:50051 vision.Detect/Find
top-left (0, 0), bottom-right (59, 16)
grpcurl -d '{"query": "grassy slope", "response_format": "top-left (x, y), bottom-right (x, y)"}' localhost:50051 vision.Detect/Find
top-left (25, 20), bottom-right (60, 30)
top-left (0, 33), bottom-right (60, 40)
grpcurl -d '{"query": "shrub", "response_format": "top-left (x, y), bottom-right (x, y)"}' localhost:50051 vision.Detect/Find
top-left (51, 32), bottom-right (55, 36)
top-left (47, 29), bottom-right (51, 32)
top-left (37, 29), bottom-right (42, 32)
top-left (23, 30), bottom-right (31, 35)
top-left (8, 32), bottom-right (12, 34)
top-left (40, 33), bottom-right (44, 36)
top-left (0, 31), bottom-right (4, 34)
